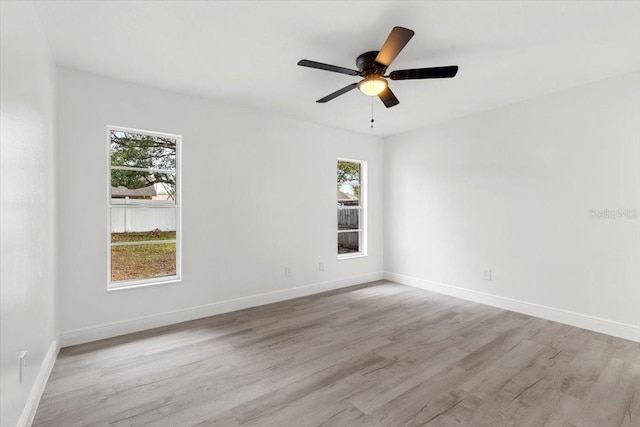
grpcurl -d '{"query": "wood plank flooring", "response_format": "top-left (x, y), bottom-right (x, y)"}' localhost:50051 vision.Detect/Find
top-left (33, 281), bottom-right (640, 426)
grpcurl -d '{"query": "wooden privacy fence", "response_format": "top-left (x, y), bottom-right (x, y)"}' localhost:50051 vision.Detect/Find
top-left (338, 208), bottom-right (360, 251)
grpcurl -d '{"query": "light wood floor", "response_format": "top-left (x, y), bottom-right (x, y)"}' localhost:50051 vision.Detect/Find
top-left (34, 281), bottom-right (640, 427)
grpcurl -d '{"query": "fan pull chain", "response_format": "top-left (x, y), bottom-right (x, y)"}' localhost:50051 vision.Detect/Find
top-left (370, 97), bottom-right (375, 129)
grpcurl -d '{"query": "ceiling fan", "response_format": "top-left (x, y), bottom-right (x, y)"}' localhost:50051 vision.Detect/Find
top-left (298, 27), bottom-right (458, 108)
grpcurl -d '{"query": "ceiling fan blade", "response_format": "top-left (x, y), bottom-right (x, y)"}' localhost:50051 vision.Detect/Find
top-left (389, 66), bottom-right (459, 80)
top-left (298, 60), bottom-right (360, 76)
top-left (378, 87), bottom-right (399, 108)
top-left (374, 27), bottom-right (415, 68)
top-left (316, 83), bottom-right (358, 103)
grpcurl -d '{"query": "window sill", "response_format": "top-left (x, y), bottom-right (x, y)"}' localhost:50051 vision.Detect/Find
top-left (337, 253), bottom-right (367, 261)
top-left (107, 276), bottom-right (181, 292)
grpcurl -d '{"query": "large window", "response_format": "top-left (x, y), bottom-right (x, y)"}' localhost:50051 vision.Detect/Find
top-left (108, 126), bottom-right (181, 290)
top-left (337, 158), bottom-right (367, 259)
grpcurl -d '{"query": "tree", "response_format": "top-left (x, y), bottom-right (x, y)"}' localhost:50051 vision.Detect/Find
top-left (110, 131), bottom-right (176, 198)
top-left (337, 160), bottom-right (360, 200)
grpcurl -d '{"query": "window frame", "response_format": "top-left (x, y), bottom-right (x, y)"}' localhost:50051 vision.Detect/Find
top-left (337, 157), bottom-right (367, 260)
top-left (106, 125), bottom-right (182, 291)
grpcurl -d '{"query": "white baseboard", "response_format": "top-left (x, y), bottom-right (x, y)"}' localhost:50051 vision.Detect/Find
top-left (59, 272), bottom-right (384, 347)
top-left (385, 272), bottom-right (640, 343)
top-left (18, 339), bottom-right (59, 427)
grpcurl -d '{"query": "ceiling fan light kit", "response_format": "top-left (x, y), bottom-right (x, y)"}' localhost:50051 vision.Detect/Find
top-left (298, 26), bottom-right (459, 109)
top-left (358, 76), bottom-right (388, 96)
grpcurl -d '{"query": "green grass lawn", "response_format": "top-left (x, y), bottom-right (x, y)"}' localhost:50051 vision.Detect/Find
top-left (111, 231), bottom-right (176, 282)
top-left (111, 230), bottom-right (176, 243)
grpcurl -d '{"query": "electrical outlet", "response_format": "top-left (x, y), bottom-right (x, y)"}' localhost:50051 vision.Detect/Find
top-left (19, 351), bottom-right (27, 384)
top-left (319, 262), bottom-right (324, 272)
top-left (284, 267), bottom-right (291, 278)
top-left (483, 269), bottom-right (492, 281)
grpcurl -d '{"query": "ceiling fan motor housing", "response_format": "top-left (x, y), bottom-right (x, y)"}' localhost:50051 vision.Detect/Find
top-left (356, 51), bottom-right (385, 75)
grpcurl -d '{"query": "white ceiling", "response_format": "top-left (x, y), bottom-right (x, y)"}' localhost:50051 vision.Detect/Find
top-left (34, 1), bottom-right (640, 137)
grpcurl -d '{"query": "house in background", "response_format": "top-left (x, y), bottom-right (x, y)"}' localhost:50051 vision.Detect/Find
top-left (337, 190), bottom-right (357, 207)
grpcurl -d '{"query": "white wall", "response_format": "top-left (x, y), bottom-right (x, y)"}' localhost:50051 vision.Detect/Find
top-left (0, 1), bottom-right (58, 426)
top-left (384, 72), bottom-right (640, 339)
top-left (57, 68), bottom-right (383, 342)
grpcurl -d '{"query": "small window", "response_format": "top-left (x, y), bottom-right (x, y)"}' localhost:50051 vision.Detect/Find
top-left (337, 158), bottom-right (367, 259)
top-left (107, 126), bottom-right (181, 290)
